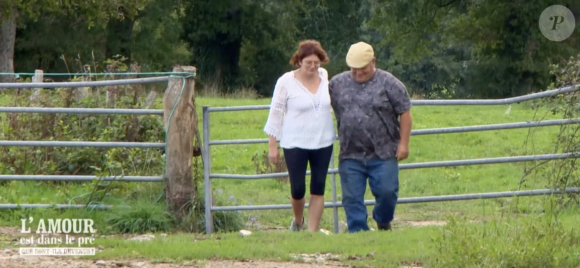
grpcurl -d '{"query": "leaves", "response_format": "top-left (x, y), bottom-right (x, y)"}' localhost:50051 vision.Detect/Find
top-left (5, 0), bottom-right (580, 98)
top-left (367, 0), bottom-right (580, 98)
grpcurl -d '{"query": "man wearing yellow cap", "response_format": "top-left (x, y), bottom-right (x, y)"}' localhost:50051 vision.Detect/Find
top-left (329, 41), bottom-right (413, 233)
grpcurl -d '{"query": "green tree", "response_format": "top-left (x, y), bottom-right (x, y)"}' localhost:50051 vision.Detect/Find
top-left (1, 0), bottom-right (148, 80)
top-left (368, 0), bottom-right (580, 98)
top-left (180, 0), bottom-right (302, 95)
top-left (236, 0), bottom-right (299, 95)
top-left (292, 0), bottom-right (363, 76)
top-left (131, 0), bottom-right (191, 71)
top-left (181, 0), bottom-right (244, 89)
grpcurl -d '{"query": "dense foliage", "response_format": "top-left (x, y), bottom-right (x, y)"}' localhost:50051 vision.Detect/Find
top-left (1, 0), bottom-right (578, 97)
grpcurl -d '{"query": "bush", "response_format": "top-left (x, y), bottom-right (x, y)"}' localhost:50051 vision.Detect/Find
top-left (251, 150), bottom-right (289, 183)
top-left (431, 214), bottom-right (580, 268)
top-left (106, 202), bottom-right (174, 234)
top-left (0, 86), bottom-right (165, 179)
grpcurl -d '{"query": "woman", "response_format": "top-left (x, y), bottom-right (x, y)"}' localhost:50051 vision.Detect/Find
top-left (263, 40), bottom-right (336, 232)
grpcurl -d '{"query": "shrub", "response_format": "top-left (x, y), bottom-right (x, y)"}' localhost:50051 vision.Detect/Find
top-left (251, 150), bottom-right (289, 183)
top-left (0, 87), bottom-right (165, 179)
top-left (105, 202), bottom-right (174, 234)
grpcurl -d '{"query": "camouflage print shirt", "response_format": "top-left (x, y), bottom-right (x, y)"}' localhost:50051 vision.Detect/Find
top-left (329, 69), bottom-right (412, 161)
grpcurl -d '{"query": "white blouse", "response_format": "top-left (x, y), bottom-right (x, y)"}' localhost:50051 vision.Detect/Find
top-left (263, 68), bottom-right (336, 150)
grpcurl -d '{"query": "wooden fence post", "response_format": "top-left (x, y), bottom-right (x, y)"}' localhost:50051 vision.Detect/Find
top-left (29, 69), bottom-right (43, 105)
top-left (163, 66), bottom-right (197, 220)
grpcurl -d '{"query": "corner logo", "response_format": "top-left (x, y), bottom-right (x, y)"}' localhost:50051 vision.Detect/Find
top-left (539, 5), bottom-right (575, 42)
top-left (18, 217), bottom-right (97, 256)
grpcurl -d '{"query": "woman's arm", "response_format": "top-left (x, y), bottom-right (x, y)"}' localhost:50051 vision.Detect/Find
top-left (263, 78), bottom-right (288, 144)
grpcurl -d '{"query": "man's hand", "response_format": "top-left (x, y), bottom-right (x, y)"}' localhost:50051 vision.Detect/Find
top-left (396, 143), bottom-right (409, 162)
top-left (397, 110), bottom-right (412, 162)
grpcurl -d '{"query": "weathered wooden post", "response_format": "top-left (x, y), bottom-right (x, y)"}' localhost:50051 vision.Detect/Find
top-left (105, 65), bottom-right (117, 108)
top-left (163, 66), bottom-right (197, 220)
top-left (29, 69), bottom-right (43, 105)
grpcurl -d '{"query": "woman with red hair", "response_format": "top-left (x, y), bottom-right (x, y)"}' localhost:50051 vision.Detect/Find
top-left (263, 40), bottom-right (336, 232)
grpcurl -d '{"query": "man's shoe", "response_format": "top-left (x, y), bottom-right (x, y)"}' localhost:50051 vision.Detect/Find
top-left (289, 218), bottom-right (305, 232)
top-left (377, 222), bottom-right (392, 231)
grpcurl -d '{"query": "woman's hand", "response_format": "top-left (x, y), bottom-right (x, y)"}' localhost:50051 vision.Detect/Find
top-left (268, 146), bottom-right (279, 164)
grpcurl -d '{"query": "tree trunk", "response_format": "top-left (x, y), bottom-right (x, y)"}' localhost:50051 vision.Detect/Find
top-left (0, 8), bottom-right (17, 83)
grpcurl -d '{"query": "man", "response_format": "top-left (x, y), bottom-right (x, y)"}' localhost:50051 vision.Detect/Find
top-left (329, 41), bottom-right (412, 233)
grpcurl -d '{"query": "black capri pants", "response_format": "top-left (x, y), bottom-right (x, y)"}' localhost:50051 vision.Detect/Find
top-left (283, 144), bottom-right (333, 200)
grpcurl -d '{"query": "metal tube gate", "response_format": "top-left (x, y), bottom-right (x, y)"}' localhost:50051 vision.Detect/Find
top-left (202, 84), bottom-right (580, 234)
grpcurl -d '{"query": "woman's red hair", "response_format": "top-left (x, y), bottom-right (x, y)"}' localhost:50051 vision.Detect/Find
top-left (289, 40), bottom-right (330, 67)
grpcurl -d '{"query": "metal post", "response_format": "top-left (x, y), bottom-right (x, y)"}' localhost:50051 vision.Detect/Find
top-left (330, 152), bottom-right (339, 233)
top-left (202, 106), bottom-right (214, 234)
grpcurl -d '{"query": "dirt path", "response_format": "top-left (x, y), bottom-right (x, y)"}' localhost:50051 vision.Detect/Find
top-left (0, 250), bottom-right (349, 268)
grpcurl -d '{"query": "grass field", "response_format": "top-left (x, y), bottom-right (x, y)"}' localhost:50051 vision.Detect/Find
top-left (1, 93), bottom-right (580, 267)
top-left (202, 97), bottom-right (561, 227)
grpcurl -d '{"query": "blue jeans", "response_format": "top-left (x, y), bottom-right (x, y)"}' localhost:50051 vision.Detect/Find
top-left (338, 157), bottom-right (399, 233)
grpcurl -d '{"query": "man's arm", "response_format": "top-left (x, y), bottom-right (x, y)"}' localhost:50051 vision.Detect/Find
top-left (386, 79), bottom-right (413, 161)
top-left (399, 111), bottom-right (412, 147)
top-left (328, 78), bottom-right (341, 132)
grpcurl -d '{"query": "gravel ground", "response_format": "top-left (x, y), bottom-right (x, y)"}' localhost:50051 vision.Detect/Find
top-left (0, 250), bottom-right (349, 268)
top-left (0, 227), bottom-right (350, 268)
top-left (1, 221), bottom-right (438, 268)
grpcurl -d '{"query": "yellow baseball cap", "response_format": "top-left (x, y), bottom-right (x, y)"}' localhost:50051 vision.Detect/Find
top-left (346, 42), bottom-right (374, 68)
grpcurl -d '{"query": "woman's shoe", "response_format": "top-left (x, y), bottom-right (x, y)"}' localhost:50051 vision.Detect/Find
top-left (289, 217), bottom-right (305, 231)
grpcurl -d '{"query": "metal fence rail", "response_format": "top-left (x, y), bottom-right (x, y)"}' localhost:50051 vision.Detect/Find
top-left (0, 175), bottom-right (164, 182)
top-left (208, 152), bottom-right (580, 179)
top-left (0, 75), bottom-right (170, 210)
top-left (209, 118), bottom-right (580, 145)
top-left (0, 76), bottom-right (170, 88)
top-left (202, 84), bottom-right (580, 234)
top-left (0, 107), bottom-right (164, 115)
top-left (205, 85), bottom-right (577, 113)
top-left (0, 204), bottom-right (113, 210)
top-left (211, 188), bottom-right (580, 211)
top-left (0, 141), bottom-right (165, 148)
